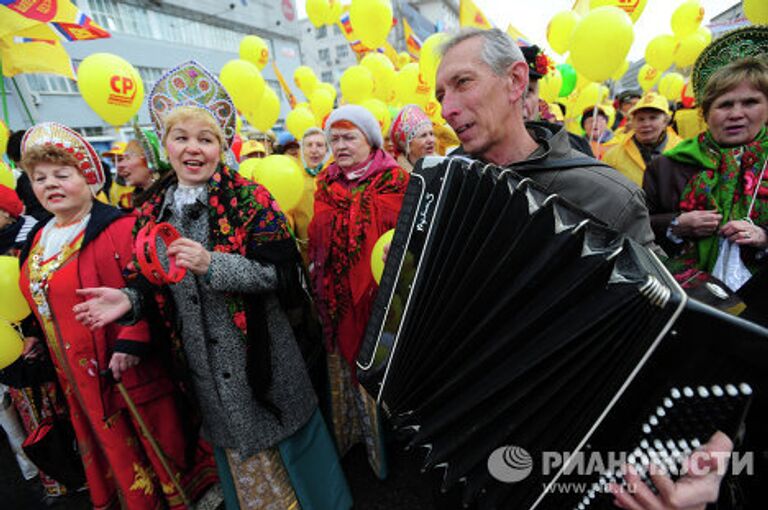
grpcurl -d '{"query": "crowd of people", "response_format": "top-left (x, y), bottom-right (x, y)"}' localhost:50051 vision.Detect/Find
top-left (0, 22), bottom-right (766, 510)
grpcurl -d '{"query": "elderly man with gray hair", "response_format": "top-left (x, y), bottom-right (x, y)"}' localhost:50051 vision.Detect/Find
top-left (433, 27), bottom-right (731, 510)
top-left (435, 28), bottom-right (655, 248)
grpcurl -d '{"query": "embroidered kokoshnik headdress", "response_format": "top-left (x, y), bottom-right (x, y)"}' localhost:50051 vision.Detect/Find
top-left (148, 60), bottom-right (237, 149)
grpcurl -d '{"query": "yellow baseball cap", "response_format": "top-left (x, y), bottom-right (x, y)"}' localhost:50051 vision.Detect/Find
top-left (629, 92), bottom-right (671, 116)
top-left (241, 140), bottom-right (266, 157)
top-left (101, 141), bottom-right (128, 157)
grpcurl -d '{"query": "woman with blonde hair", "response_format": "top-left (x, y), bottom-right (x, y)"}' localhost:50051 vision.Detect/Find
top-left (74, 61), bottom-right (351, 510)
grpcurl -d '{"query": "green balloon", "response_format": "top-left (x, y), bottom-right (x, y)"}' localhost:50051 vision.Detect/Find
top-left (557, 63), bottom-right (577, 97)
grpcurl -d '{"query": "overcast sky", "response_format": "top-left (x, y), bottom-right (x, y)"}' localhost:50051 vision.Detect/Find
top-left (295, 0), bottom-right (741, 62)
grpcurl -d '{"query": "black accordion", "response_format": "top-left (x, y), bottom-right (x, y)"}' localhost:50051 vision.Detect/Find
top-left (356, 156), bottom-right (768, 509)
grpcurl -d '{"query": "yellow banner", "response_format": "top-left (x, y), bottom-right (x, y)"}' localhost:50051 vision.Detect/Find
top-left (459, 0), bottom-right (492, 29)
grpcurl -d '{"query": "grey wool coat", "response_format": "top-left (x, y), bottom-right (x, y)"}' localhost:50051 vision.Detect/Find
top-left (127, 185), bottom-right (317, 457)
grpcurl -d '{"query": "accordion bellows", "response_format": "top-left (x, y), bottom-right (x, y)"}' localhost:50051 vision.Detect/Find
top-left (357, 156), bottom-right (768, 509)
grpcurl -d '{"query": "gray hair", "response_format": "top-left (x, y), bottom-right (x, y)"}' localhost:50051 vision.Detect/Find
top-left (438, 28), bottom-right (524, 76)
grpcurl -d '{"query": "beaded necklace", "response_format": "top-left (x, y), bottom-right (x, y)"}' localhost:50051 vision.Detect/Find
top-left (28, 214), bottom-right (89, 319)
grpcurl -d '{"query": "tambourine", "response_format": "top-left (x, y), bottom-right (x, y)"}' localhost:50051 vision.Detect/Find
top-left (134, 222), bottom-right (187, 285)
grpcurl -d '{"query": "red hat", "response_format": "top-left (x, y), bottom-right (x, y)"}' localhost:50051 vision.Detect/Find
top-left (0, 185), bottom-right (23, 218)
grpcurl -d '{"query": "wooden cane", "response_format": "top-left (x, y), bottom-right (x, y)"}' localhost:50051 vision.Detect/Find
top-left (108, 374), bottom-right (192, 508)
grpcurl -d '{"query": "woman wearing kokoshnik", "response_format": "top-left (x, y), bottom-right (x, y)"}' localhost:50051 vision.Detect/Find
top-left (110, 124), bottom-right (172, 210)
top-left (73, 60), bottom-right (352, 510)
top-left (15, 122), bottom-right (217, 509)
top-left (643, 26), bottom-right (768, 292)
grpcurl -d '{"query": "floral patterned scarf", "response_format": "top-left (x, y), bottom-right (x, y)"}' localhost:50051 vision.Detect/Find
top-left (669, 127), bottom-right (768, 274)
top-left (131, 164), bottom-right (295, 411)
top-left (309, 150), bottom-right (408, 368)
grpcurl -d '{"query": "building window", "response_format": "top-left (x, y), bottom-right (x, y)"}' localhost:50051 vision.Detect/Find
top-left (137, 66), bottom-right (167, 88)
top-left (25, 74), bottom-right (78, 94)
top-left (82, 0), bottom-right (262, 54)
top-left (316, 25), bottom-right (327, 39)
top-left (321, 71), bottom-right (333, 83)
top-left (81, 126), bottom-right (107, 137)
top-left (335, 44), bottom-right (348, 59)
top-left (318, 48), bottom-right (330, 61)
top-left (333, 24), bottom-right (341, 35)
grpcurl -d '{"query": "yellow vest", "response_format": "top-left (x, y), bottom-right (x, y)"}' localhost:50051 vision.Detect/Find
top-left (603, 127), bottom-right (682, 187)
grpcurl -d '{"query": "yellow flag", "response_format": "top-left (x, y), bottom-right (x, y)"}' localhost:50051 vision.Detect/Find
top-left (403, 18), bottom-right (422, 58)
top-left (0, 37), bottom-right (75, 79)
top-left (459, 0), bottom-right (492, 29)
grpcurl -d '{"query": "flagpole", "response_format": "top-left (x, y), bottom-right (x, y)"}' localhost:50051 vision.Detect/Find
top-left (11, 78), bottom-right (35, 126)
top-left (0, 57), bottom-right (9, 126)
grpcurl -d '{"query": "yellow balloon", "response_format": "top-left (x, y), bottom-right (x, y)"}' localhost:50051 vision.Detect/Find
top-left (251, 155), bottom-right (304, 211)
top-left (370, 229), bottom-right (394, 284)
top-left (397, 52), bottom-right (411, 70)
top-left (319, 82), bottom-right (337, 104)
top-left (306, 0), bottom-right (330, 28)
top-left (0, 256), bottom-right (30, 323)
top-left (611, 60), bottom-right (630, 81)
top-left (77, 53), bottom-right (144, 127)
top-left (360, 98), bottom-right (390, 137)
top-left (326, 0), bottom-right (343, 24)
top-left (696, 26), bottom-right (712, 46)
top-left (361, 53), bottom-right (396, 102)
top-left (645, 34), bottom-right (676, 72)
top-left (236, 113), bottom-right (243, 135)
top-left (658, 72), bottom-right (685, 102)
top-left (674, 31), bottom-right (708, 68)
top-left (574, 82), bottom-right (606, 116)
top-left (350, 0), bottom-right (393, 49)
top-left (539, 68), bottom-right (563, 104)
top-left (637, 63), bottom-right (661, 92)
top-left (220, 59), bottom-right (266, 114)
top-left (245, 87), bottom-right (281, 132)
top-left (239, 35), bottom-right (270, 70)
top-left (310, 87), bottom-right (335, 120)
top-left (0, 120), bottom-right (8, 155)
top-left (0, 320), bottom-right (22, 370)
top-left (238, 157), bottom-right (262, 180)
top-left (570, 7), bottom-right (634, 83)
top-left (419, 32), bottom-right (449, 87)
top-left (546, 10), bottom-right (580, 55)
top-left (671, 0), bottom-right (704, 39)
top-left (395, 63), bottom-right (428, 106)
top-left (340, 65), bottom-right (374, 104)
top-left (590, 0), bottom-right (647, 23)
top-left (0, 162), bottom-right (15, 189)
top-left (744, 0), bottom-right (768, 24)
top-left (293, 66), bottom-right (319, 97)
top-left (285, 107), bottom-right (317, 140)
top-left (423, 99), bottom-right (442, 124)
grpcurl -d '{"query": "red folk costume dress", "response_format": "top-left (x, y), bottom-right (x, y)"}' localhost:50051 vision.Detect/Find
top-left (309, 148), bottom-right (409, 477)
top-left (19, 203), bottom-right (217, 510)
